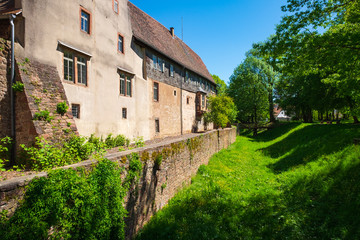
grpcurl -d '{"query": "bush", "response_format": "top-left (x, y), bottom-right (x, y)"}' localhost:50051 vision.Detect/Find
top-left (0, 137), bottom-right (12, 171)
top-left (0, 159), bottom-right (127, 240)
top-left (105, 134), bottom-right (130, 149)
top-left (12, 81), bottom-right (24, 92)
top-left (204, 95), bottom-right (238, 128)
top-left (33, 110), bottom-right (53, 123)
top-left (56, 101), bottom-right (69, 116)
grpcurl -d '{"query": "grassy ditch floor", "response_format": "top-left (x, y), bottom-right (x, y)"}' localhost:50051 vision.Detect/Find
top-left (137, 123), bottom-right (360, 240)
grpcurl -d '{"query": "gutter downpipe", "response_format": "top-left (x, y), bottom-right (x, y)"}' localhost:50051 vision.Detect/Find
top-left (10, 14), bottom-right (16, 165)
top-left (180, 67), bottom-right (185, 135)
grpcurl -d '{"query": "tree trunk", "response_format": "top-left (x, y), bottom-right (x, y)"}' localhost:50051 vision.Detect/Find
top-left (253, 105), bottom-right (258, 136)
top-left (353, 116), bottom-right (359, 124)
top-left (269, 92), bottom-right (275, 123)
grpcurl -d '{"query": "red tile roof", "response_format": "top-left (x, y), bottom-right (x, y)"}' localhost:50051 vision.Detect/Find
top-left (128, 1), bottom-right (214, 83)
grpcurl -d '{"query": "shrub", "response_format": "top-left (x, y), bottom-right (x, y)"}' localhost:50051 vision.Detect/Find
top-left (12, 81), bottom-right (24, 92)
top-left (33, 110), bottom-right (53, 123)
top-left (134, 136), bottom-right (145, 148)
top-left (56, 101), bottom-right (69, 116)
top-left (105, 134), bottom-right (130, 149)
top-left (0, 137), bottom-right (12, 171)
top-left (0, 159), bottom-right (127, 240)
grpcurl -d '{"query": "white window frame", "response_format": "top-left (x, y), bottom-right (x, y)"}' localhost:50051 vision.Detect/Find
top-left (77, 57), bottom-right (87, 85)
top-left (64, 52), bottom-right (74, 82)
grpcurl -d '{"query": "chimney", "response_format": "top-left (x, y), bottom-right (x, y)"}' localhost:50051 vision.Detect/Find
top-left (170, 27), bottom-right (175, 38)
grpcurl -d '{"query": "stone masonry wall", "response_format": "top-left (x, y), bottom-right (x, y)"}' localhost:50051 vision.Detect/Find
top-left (0, 39), bottom-right (11, 138)
top-left (0, 127), bottom-right (236, 239)
top-left (14, 56), bottom-right (78, 152)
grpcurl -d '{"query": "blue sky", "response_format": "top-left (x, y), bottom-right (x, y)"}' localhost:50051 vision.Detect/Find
top-left (130, 0), bottom-right (288, 84)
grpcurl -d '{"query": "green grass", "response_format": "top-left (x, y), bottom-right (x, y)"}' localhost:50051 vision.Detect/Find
top-left (137, 123), bottom-right (360, 240)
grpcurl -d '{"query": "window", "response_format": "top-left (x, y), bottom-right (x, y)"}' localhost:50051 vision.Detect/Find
top-left (122, 108), bottom-right (127, 119)
top-left (118, 34), bottom-right (124, 53)
top-left (120, 74), bottom-right (125, 95)
top-left (119, 73), bottom-right (132, 97)
top-left (113, 0), bottom-right (119, 14)
top-left (174, 90), bottom-right (177, 96)
top-left (152, 55), bottom-right (158, 69)
top-left (155, 119), bottom-right (160, 133)
top-left (187, 96), bottom-right (190, 105)
top-left (64, 52), bottom-right (74, 82)
top-left (202, 94), bottom-right (205, 109)
top-left (63, 51), bottom-right (88, 86)
top-left (77, 57), bottom-right (87, 85)
top-left (154, 82), bottom-right (159, 101)
top-left (158, 58), bottom-right (164, 72)
top-left (126, 76), bottom-right (131, 97)
top-left (170, 64), bottom-right (174, 77)
top-left (80, 8), bottom-right (91, 34)
top-left (72, 104), bottom-right (80, 119)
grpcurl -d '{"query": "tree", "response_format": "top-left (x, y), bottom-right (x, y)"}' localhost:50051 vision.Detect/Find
top-left (269, 0), bottom-right (360, 122)
top-left (212, 74), bottom-right (227, 96)
top-left (228, 55), bottom-right (275, 129)
top-left (204, 95), bottom-right (238, 129)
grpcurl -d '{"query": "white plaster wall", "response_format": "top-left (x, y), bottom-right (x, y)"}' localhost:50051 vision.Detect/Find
top-left (16, 0), bottom-right (150, 140)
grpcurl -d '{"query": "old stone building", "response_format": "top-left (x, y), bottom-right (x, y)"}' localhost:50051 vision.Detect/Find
top-left (0, 0), bottom-right (216, 144)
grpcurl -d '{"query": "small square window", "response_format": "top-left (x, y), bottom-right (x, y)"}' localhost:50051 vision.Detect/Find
top-left (155, 119), bottom-right (160, 133)
top-left (72, 104), bottom-right (80, 119)
top-left (113, 0), bottom-right (119, 14)
top-left (80, 9), bottom-right (91, 34)
top-left (118, 34), bottom-right (124, 53)
top-left (122, 108), bottom-right (127, 119)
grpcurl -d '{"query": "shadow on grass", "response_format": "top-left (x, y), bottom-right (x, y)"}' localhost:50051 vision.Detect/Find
top-left (251, 122), bottom-right (302, 142)
top-left (137, 147), bottom-right (360, 240)
top-left (262, 124), bottom-right (360, 173)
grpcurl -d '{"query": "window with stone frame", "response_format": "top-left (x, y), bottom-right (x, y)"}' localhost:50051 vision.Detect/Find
top-left (64, 52), bottom-right (74, 83)
top-left (77, 57), bottom-right (87, 85)
top-left (63, 51), bottom-right (88, 86)
top-left (122, 108), bottom-right (127, 119)
top-left (113, 0), bottom-right (119, 14)
top-left (118, 34), bottom-right (124, 53)
top-left (80, 8), bottom-right (91, 34)
top-left (119, 73), bottom-right (132, 97)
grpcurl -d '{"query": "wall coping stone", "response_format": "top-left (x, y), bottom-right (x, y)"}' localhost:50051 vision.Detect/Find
top-left (0, 128), bottom-right (234, 192)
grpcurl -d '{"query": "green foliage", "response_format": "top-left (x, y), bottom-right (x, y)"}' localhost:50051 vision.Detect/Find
top-left (134, 136), bottom-right (145, 148)
top-left (253, 0), bottom-right (360, 122)
top-left (0, 159), bottom-right (127, 240)
top-left (154, 154), bottom-right (163, 167)
top-left (123, 153), bottom-right (142, 188)
top-left (12, 81), bottom-right (24, 92)
top-left (204, 95), bottom-right (238, 128)
top-left (211, 74), bottom-right (227, 96)
top-left (56, 101), bottom-right (69, 116)
top-left (31, 95), bottom-right (41, 105)
top-left (0, 137), bottom-right (12, 171)
top-left (33, 110), bottom-right (53, 123)
top-left (228, 55), bottom-right (276, 123)
top-left (105, 133), bottom-right (130, 149)
top-left (138, 123), bottom-right (360, 239)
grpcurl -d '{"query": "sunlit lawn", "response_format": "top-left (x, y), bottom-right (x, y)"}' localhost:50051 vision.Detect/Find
top-left (137, 123), bottom-right (360, 240)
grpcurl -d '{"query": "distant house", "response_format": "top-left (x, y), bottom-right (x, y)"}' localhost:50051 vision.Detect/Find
top-left (274, 105), bottom-right (291, 121)
top-left (0, 0), bottom-right (216, 144)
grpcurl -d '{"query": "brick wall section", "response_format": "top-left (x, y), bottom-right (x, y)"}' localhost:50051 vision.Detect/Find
top-left (0, 39), bottom-right (10, 138)
top-left (0, 19), bottom-right (10, 40)
top-left (0, 128), bottom-right (236, 239)
top-left (14, 57), bottom-right (78, 147)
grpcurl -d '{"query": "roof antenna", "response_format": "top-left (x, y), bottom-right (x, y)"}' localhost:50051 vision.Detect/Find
top-left (181, 16), bottom-right (183, 41)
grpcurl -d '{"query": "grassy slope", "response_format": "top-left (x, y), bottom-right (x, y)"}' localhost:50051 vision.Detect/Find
top-left (137, 123), bottom-right (360, 240)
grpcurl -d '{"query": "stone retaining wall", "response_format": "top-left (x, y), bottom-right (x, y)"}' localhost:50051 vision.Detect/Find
top-left (0, 127), bottom-right (236, 239)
